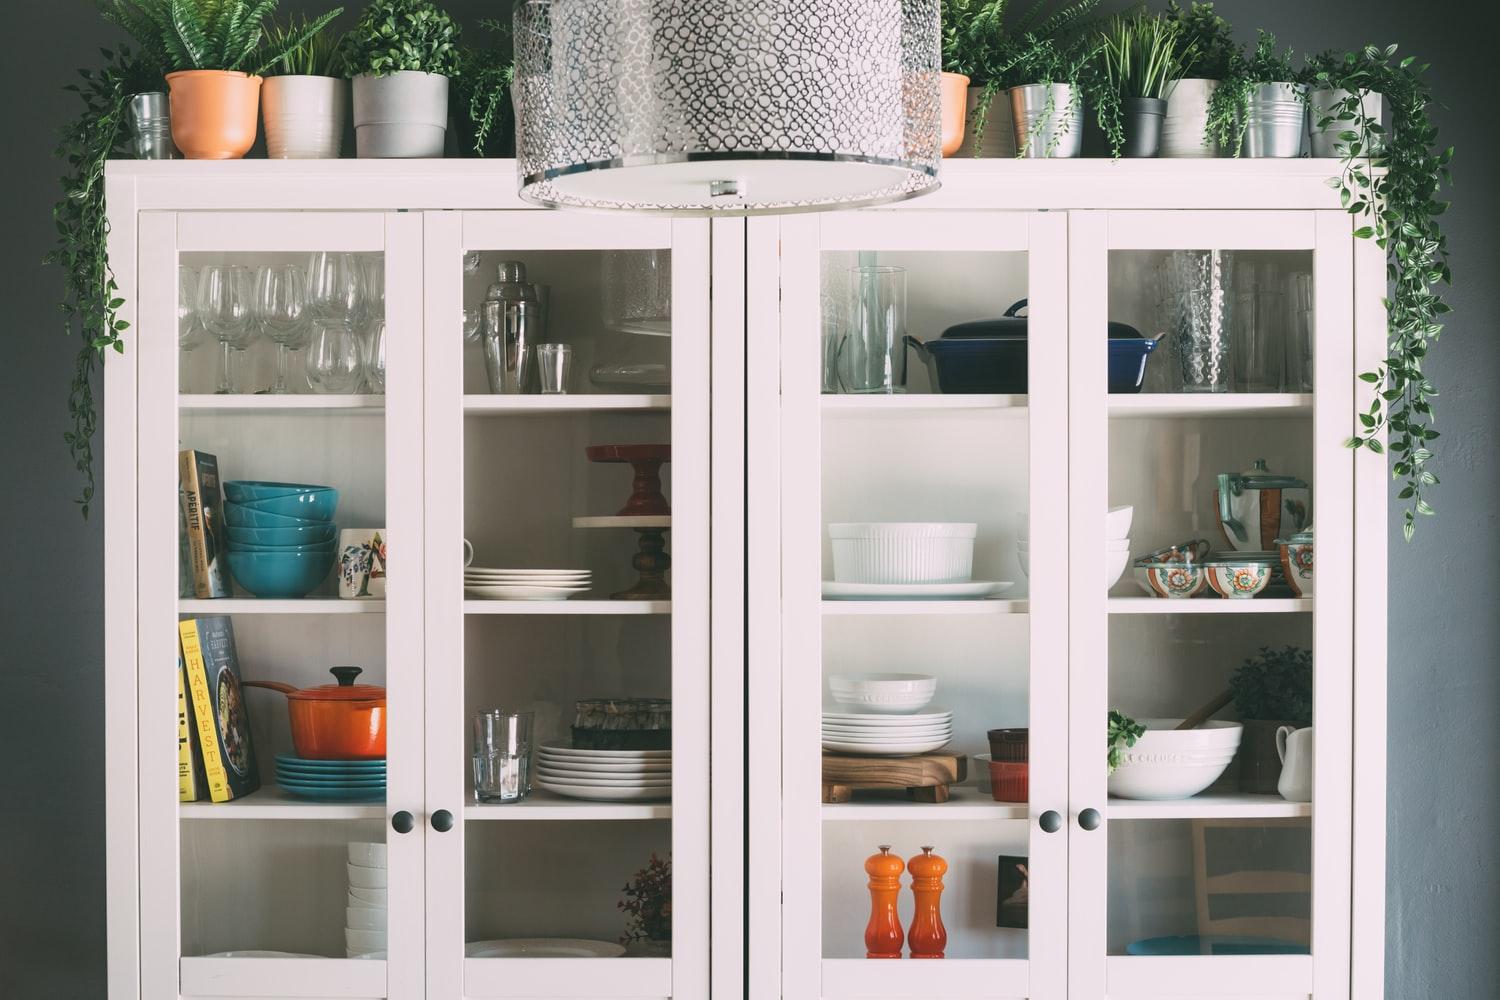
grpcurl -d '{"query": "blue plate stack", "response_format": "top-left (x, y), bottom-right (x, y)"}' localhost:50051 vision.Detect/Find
top-left (223, 481), bottom-right (340, 598)
top-left (276, 754), bottom-right (387, 801)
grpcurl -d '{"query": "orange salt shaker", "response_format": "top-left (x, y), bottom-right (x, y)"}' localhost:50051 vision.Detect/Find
top-left (864, 845), bottom-right (905, 959)
top-left (907, 845), bottom-right (948, 958)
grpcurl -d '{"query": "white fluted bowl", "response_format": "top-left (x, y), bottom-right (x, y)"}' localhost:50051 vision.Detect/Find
top-left (829, 523), bottom-right (977, 584)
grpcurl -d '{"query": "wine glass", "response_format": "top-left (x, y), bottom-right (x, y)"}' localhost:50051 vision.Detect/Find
top-left (363, 318), bottom-right (387, 394)
top-left (307, 251), bottom-right (363, 324)
top-left (304, 318), bottom-right (362, 394)
top-left (254, 264), bottom-right (309, 394)
top-left (197, 265), bottom-right (255, 394)
top-left (178, 265), bottom-right (205, 392)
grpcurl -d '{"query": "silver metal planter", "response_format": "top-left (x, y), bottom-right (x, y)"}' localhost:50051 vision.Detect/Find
top-left (1241, 82), bottom-right (1307, 158)
top-left (127, 92), bottom-right (179, 160)
top-left (1010, 84), bottom-right (1083, 158)
top-left (1308, 88), bottom-right (1384, 158)
top-left (1122, 97), bottom-right (1167, 158)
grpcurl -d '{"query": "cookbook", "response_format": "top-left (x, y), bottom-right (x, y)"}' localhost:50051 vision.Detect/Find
top-left (177, 651), bottom-right (207, 802)
top-left (179, 449), bottom-right (230, 599)
top-left (179, 617), bottom-right (260, 803)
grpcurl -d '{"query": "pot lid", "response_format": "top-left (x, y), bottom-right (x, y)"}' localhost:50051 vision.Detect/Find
top-left (939, 299), bottom-right (1144, 340)
top-left (1276, 529), bottom-right (1315, 544)
top-left (1226, 458), bottom-right (1308, 489)
top-left (289, 666), bottom-right (385, 701)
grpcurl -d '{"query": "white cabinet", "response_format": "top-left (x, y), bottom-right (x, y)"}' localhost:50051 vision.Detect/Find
top-left (105, 160), bottom-right (1385, 1000)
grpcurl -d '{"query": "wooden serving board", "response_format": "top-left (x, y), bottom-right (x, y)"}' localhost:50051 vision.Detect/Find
top-left (821, 752), bottom-right (968, 804)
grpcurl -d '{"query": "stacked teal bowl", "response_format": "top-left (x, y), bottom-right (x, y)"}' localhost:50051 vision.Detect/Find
top-left (223, 481), bottom-right (340, 598)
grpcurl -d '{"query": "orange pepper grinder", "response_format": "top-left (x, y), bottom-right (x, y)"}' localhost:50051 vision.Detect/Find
top-left (864, 845), bottom-right (905, 959)
top-left (907, 845), bottom-right (948, 958)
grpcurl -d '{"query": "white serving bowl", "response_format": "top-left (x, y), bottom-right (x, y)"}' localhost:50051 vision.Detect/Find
top-left (828, 522), bottom-right (977, 584)
top-left (347, 886), bottom-right (388, 908)
top-left (827, 673), bottom-right (937, 714)
top-left (345, 928), bottom-right (386, 952)
top-left (1106, 547), bottom-right (1130, 589)
top-left (1107, 505), bottom-right (1134, 539)
top-left (347, 842), bottom-right (387, 868)
top-left (1108, 720), bottom-right (1243, 800)
top-left (347, 862), bottom-right (388, 889)
top-left (346, 906), bottom-right (388, 930)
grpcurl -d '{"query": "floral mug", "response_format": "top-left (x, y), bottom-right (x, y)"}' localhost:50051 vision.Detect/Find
top-left (340, 528), bottom-right (387, 599)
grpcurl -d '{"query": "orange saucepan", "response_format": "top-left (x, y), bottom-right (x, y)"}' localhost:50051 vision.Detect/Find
top-left (243, 666), bottom-right (386, 760)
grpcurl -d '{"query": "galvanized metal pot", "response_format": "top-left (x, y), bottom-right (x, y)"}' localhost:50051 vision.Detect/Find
top-left (1240, 82), bottom-right (1307, 158)
top-left (1161, 78), bottom-right (1219, 158)
top-left (1009, 83), bottom-right (1083, 158)
top-left (352, 71), bottom-right (448, 158)
top-left (1121, 97), bottom-right (1166, 158)
top-left (263, 75), bottom-right (347, 159)
top-left (127, 92), bottom-right (179, 160)
top-left (954, 86), bottom-right (1017, 158)
top-left (1308, 87), bottom-right (1384, 158)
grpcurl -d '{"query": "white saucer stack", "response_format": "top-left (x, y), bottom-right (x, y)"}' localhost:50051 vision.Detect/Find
top-left (464, 567), bottom-right (592, 601)
top-left (345, 842), bottom-right (387, 959)
top-left (535, 743), bottom-right (672, 802)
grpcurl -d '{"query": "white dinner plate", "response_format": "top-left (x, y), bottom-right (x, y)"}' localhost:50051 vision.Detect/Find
top-left (821, 580), bottom-right (1014, 601)
top-left (536, 779), bottom-right (673, 801)
top-left (540, 743), bottom-right (671, 759)
top-left (464, 585), bottom-right (592, 600)
top-left (536, 770), bottom-right (672, 785)
top-left (538, 773), bottom-right (672, 788)
top-left (464, 574), bottom-right (593, 583)
top-left (466, 567), bottom-right (592, 577)
top-left (537, 755), bottom-right (673, 773)
top-left (465, 938), bottom-right (625, 959)
top-left (822, 737), bottom-right (952, 755)
top-left (821, 708), bottom-right (952, 724)
top-left (821, 730), bottom-right (952, 742)
top-left (821, 720), bottom-right (953, 732)
top-left (205, 951), bottom-right (319, 959)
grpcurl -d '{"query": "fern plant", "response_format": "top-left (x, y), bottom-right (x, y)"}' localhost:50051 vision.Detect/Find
top-left (342, 0), bottom-right (461, 79)
top-left (98, 0), bottom-right (340, 75)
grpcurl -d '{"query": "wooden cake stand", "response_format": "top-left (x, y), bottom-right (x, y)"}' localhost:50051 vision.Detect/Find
top-left (578, 443), bottom-right (673, 600)
top-left (821, 752), bottom-right (969, 804)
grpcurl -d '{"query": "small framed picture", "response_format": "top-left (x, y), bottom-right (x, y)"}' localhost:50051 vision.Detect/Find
top-left (997, 855), bottom-right (1029, 929)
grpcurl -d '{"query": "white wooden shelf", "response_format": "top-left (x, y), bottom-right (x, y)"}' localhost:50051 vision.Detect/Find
top-left (572, 515), bottom-right (672, 529)
top-left (464, 599), bottom-right (670, 615)
top-left (1107, 794), bottom-right (1312, 820)
top-left (463, 393), bottom-right (670, 414)
top-left (466, 791), bottom-right (671, 821)
top-left (1108, 393), bottom-right (1313, 418)
top-left (463, 956), bottom-right (671, 999)
top-left (180, 394), bottom-right (385, 413)
top-left (821, 599), bottom-right (1028, 616)
top-left (179, 598), bottom-right (385, 615)
top-left (821, 789), bottom-right (1027, 821)
top-left (180, 785), bottom-right (384, 821)
top-left (822, 958), bottom-right (1028, 998)
top-left (821, 393), bottom-right (1028, 412)
top-left (1107, 597), bottom-right (1311, 614)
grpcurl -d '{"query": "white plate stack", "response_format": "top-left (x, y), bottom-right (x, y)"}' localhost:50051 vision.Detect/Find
top-left (464, 566), bottom-right (592, 601)
top-left (535, 743), bottom-right (672, 802)
top-left (821, 708), bottom-right (954, 756)
top-left (346, 842), bottom-right (387, 959)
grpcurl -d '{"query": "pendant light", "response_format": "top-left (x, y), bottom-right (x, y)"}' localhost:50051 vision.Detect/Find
top-left (513, 0), bottom-right (942, 215)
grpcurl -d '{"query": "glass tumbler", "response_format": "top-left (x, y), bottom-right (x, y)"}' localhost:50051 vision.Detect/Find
top-left (1169, 250), bottom-right (1235, 393)
top-left (836, 265), bottom-right (908, 393)
top-left (537, 343), bottom-right (574, 394)
top-left (472, 710), bottom-right (534, 804)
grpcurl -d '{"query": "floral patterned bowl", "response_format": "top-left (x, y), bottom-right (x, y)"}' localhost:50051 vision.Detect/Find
top-left (1204, 556), bottom-right (1275, 599)
top-left (1134, 562), bottom-right (1208, 599)
top-left (1276, 531), bottom-right (1314, 597)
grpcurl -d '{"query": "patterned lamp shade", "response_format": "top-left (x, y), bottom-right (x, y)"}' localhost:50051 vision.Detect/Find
top-left (514, 0), bottom-right (942, 215)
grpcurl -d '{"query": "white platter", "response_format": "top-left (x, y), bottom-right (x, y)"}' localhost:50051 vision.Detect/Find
top-left (536, 779), bottom-right (673, 801)
top-left (540, 743), bottom-right (671, 759)
top-left (465, 938), bottom-right (625, 959)
top-left (822, 737), bottom-right (952, 755)
top-left (821, 580), bottom-right (1013, 601)
top-left (464, 584), bottom-right (592, 600)
top-left (821, 708), bottom-right (952, 724)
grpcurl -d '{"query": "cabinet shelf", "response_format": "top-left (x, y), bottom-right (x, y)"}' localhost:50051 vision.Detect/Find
top-left (464, 599), bottom-right (670, 615)
top-left (821, 790), bottom-right (1027, 821)
top-left (1108, 393), bottom-right (1313, 418)
top-left (463, 956), bottom-right (671, 998)
top-left (1107, 597), bottom-right (1311, 614)
top-left (821, 393), bottom-right (1027, 413)
top-left (466, 792), bottom-right (671, 821)
top-left (1107, 794), bottom-right (1311, 820)
top-left (821, 599), bottom-right (1028, 616)
top-left (179, 599), bottom-right (385, 615)
top-left (463, 394), bottom-right (670, 414)
top-left (180, 394), bottom-right (386, 414)
top-left (822, 958), bottom-right (1028, 998)
top-left (180, 785), bottom-right (384, 821)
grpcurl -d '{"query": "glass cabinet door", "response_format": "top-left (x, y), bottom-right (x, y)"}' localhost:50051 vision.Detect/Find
top-left (1066, 211), bottom-right (1354, 999)
top-left (773, 210), bottom-right (1071, 999)
top-left (421, 211), bottom-right (711, 999)
top-left (136, 212), bottom-right (425, 998)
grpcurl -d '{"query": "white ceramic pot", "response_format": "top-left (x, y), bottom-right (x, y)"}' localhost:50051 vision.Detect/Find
top-left (1108, 720), bottom-right (1243, 800)
top-left (1161, 78), bottom-right (1219, 158)
top-left (1308, 88), bottom-right (1383, 158)
top-left (352, 71), bottom-right (448, 158)
top-left (953, 86), bottom-right (1017, 158)
top-left (828, 522), bottom-right (977, 584)
top-left (262, 75), bottom-right (346, 159)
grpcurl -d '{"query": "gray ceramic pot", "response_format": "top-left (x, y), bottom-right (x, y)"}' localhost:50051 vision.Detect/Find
top-left (1308, 87), bottom-right (1384, 158)
top-left (1240, 82), bottom-right (1307, 158)
top-left (352, 71), bottom-right (448, 159)
top-left (1121, 97), bottom-right (1167, 158)
top-left (1009, 83), bottom-right (1083, 158)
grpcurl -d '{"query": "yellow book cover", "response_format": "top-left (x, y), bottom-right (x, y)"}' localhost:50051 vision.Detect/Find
top-left (177, 649), bottom-right (205, 802)
top-left (179, 619), bottom-right (231, 802)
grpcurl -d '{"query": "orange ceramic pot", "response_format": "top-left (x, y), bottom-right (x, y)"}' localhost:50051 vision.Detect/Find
top-left (940, 72), bottom-right (971, 156)
top-left (243, 666), bottom-right (386, 760)
top-left (167, 70), bottom-right (263, 160)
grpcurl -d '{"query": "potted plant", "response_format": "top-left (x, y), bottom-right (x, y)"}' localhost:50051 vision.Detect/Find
top-left (619, 853), bottom-right (671, 958)
top-left (1159, 1), bottom-right (1237, 157)
top-left (261, 14), bottom-right (347, 159)
top-left (1301, 49), bottom-right (1383, 159)
top-left (1001, 32), bottom-right (1098, 158)
top-left (98, 0), bottom-right (339, 160)
top-left (343, 0), bottom-right (461, 159)
top-left (451, 19), bottom-right (514, 158)
top-left (1228, 30), bottom-right (1306, 158)
top-left (1096, 12), bottom-right (1193, 158)
top-left (1228, 646), bottom-right (1312, 793)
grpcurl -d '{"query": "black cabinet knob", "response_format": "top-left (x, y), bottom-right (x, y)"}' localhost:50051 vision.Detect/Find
top-left (391, 810), bottom-right (414, 834)
top-left (431, 809), bottom-right (455, 832)
top-left (1039, 810), bottom-right (1063, 834)
top-left (1079, 808), bottom-right (1102, 831)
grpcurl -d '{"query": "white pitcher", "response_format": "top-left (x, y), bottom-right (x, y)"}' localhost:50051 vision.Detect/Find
top-left (1276, 725), bottom-right (1313, 802)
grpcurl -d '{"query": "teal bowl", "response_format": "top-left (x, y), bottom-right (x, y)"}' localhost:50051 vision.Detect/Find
top-left (235, 489), bottom-right (339, 522)
top-left (224, 501), bottom-right (330, 529)
top-left (224, 480), bottom-right (336, 504)
top-left (228, 540), bottom-right (338, 555)
top-left (226, 523), bottom-right (338, 546)
top-left (226, 548), bottom-right (336, 599)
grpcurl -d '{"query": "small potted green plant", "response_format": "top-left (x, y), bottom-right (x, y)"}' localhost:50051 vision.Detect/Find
top-left (99, 0), bottom-right (339, 159)
top-left (618, 853), bottom-right (671, 958)
top-left (1161, 1), bottom-right (1239, 157)
top-left (1096, 11), bottom-right (1193, 158)
top-left (343, 0), bottom-right (461, 158)
top-left (1228, 30), bottom-right (1305, 157)
top-left (1229, 646), bottom-right (1313, 793)
top-left (1301, 49), bottom-right (1384, 160)
top-left (261, 14), bottom-right (347, 159)
top-left (1001, 32), bottom-right (1098, 158)
top-left (451, 19), bottom-right (514, 158)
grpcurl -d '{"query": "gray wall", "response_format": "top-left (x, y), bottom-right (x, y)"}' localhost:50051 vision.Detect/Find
top-left (2, 1), bottom-right (1493, 996)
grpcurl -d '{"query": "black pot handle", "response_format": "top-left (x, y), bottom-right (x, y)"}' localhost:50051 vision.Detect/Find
top-left (1005, 298), bottom-right (1029, 318)
top-left (903, 334), bottom-right (929, 358)
top-left (330, 666), bottom-right (362, 686)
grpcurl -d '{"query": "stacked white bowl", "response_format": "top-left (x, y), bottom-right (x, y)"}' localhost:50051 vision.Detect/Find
top-left (1016, 506), bottom-right (1133, 589)
top-left (346, 842), bottom-right (388, 958)
top-left (823, 674), bottom-right (951, 756)
top-left (1108, 720), bottom-right (1243, 800)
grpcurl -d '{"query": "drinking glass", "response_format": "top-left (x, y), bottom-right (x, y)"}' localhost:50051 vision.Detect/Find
top-left (306, 251), bottom-right (363, 324)
top-left (472, 710), bottom-right (534, 804)
top-left (359, 255), bottom-right (386, 326)
top-left (836, 265), bottom-right (907, 394)
top-left (178, 266), bottom-right (204, 392)
top-left (197, 265), bottom-right (255, 394)
top-left (254, 264), bottom-right (309, 394)
top-left (1287, 272), bottom-right (1315, 391)
top-left (362, 318), bottom-right (387, 395)
top-left (1169, 250), bottom-right (1235, 393)
top-left (304, 318), bottom-right (362, 394)
top-left (537, 343), bottom-right (574, 394)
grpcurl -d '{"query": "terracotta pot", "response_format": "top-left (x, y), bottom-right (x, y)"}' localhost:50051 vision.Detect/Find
top-left (243, 666), bottom-right (386, 760)
top-left (940, 72), bottom-right (970, 156)
top-left (167, 70), bottom-right (263, 160)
